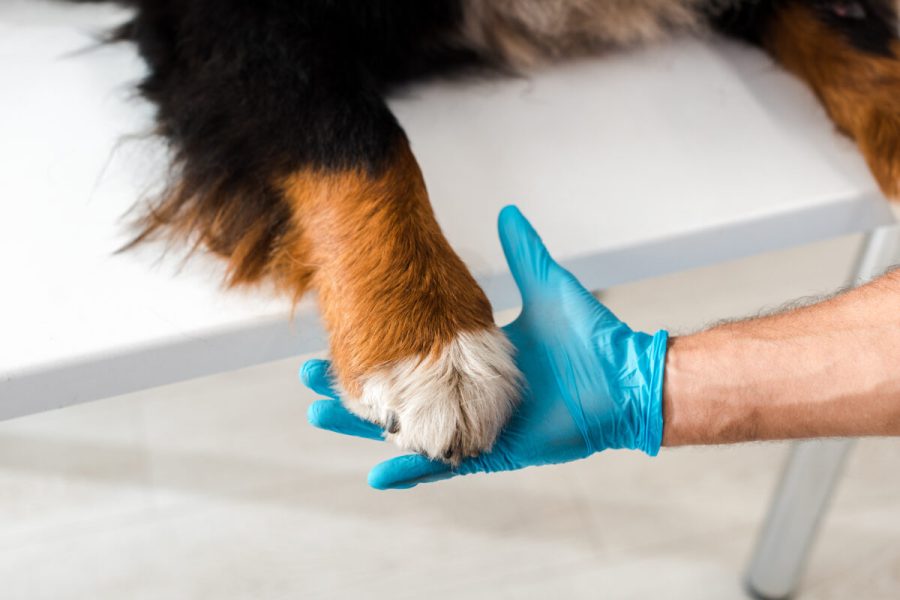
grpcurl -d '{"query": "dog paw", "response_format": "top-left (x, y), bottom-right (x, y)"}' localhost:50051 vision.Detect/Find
top-left (341, 328), bottom-right (520, 465)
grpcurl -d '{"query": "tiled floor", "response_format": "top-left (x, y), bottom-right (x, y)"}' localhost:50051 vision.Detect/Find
top-left (1, 232), bottom-right (898, 599)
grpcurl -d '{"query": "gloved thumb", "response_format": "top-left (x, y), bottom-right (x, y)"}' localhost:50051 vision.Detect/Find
top-left (498, 205), bottom-right (559, 301)
top-left (498, 205), bottom-right (616, 323)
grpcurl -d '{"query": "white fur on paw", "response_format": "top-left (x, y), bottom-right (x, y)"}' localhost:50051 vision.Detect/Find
top-left (345, 329), bottom-right (521, 464)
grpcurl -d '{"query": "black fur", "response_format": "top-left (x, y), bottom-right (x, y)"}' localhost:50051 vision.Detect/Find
top-left (120, 1), bottom-right (485, 178)
top-left (812, 1), bottom-right (898, 57)
top-left (108, 0), bottom-right (493, 278)
top-left (707, 0), bottom-right (778, 44)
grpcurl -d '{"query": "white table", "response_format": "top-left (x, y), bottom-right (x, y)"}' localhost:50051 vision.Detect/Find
top-left (2, 1), bottom-right (893, 415)
top-left (2, 4), bottom-right (896, 597)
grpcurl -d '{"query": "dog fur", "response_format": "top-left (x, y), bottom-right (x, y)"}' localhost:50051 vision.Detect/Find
top-left (73, 0), bottom-right (900, 462)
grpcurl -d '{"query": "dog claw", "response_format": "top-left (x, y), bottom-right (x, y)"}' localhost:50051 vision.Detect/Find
top-left (385, 411), bottom-right (400, 434)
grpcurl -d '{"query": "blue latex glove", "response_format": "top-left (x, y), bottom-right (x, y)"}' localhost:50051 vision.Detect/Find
top-left (302, 205), bottom-right (668, 489)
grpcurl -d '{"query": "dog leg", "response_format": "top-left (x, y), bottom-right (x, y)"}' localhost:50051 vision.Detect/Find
top-left (117, 1), bottom-right (520, 463)
top-left (283, 142), bottom-right (520, 463)
top-left (761, 1), bottom-right (900, 198)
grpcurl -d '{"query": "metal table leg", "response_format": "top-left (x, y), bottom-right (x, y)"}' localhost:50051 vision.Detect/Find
top-left (744, 226), bottom-right (900, 600)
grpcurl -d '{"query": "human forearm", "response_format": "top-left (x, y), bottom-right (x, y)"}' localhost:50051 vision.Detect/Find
top-left (662, 270), bottom-right (900, 446)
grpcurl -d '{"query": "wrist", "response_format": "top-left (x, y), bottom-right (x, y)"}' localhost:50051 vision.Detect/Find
top-left (661, 328), bottom-right (760, 446)
top-left (661, 335), bottom-right (692, 447)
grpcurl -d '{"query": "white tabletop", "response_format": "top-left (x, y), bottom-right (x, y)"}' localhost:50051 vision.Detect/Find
top-left (1, 1), bottom-right (894, 417)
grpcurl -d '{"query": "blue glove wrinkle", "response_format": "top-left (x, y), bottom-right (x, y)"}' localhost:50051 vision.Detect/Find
top-left (552, 343), bottom-right (596, 455)
top-left (457, 445), bottom-right (509, 475)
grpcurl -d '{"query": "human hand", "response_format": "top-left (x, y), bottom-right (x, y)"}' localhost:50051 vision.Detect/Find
top-left (302, 206), bottom-right (668, 489)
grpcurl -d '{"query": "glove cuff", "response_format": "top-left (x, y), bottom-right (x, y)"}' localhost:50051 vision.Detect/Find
top-left (635, 329), bottom-right (668, 456)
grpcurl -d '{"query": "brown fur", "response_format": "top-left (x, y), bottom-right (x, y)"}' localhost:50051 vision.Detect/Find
top-left (766, 2), bottom-right (900, 197)
top-left (282, 142), bottom-right (495, 397)
top-left (126, 136), bottom-right (495, 404)
top-left (124, 177), bottom-right (303, 290)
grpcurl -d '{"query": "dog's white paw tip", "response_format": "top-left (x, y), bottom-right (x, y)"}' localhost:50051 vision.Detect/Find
top-left (347, 328), bottom-right (521, 464)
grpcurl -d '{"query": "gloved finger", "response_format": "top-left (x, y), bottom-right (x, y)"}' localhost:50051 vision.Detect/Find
top-left (498, 205), bottom-right (558, 301)
top-left (300, 359), bottom-right (339, 399)
top-left (307, 399), bottom-right (386, 441)
top-left (367, 454), bottom-right (457, 490)
top-left (498, 204), bottom-right (594, 304)
top-left (498, 206), bottom-right (617, 321)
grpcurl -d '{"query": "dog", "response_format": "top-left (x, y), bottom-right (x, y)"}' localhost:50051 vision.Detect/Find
top-left (77, 0), bottom-right (900, 463)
